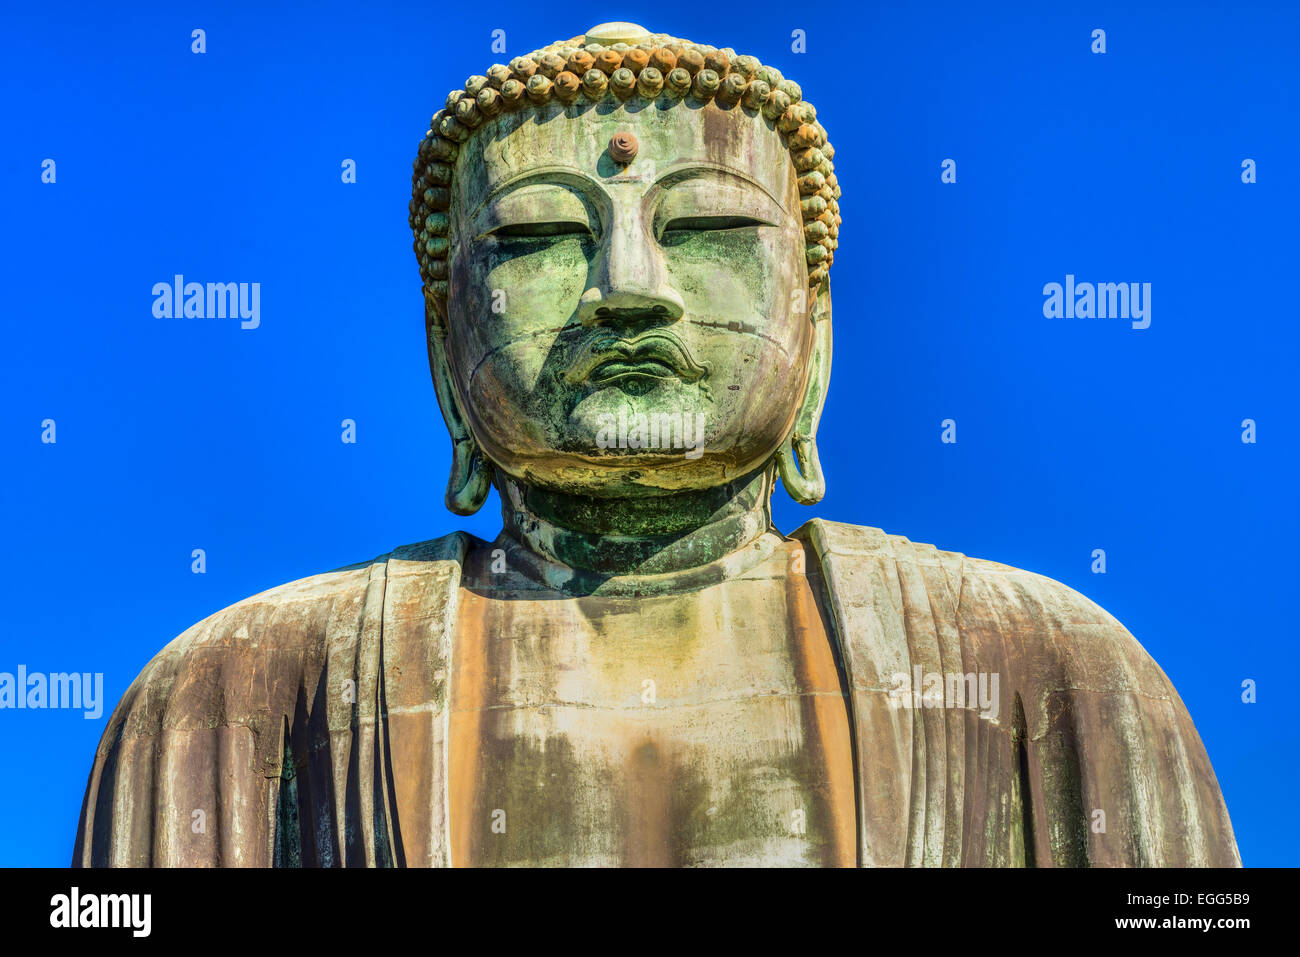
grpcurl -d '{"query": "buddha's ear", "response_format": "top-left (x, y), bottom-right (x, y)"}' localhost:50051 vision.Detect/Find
top-left (776, 278), bottom-right (832, 505)
top-left (425, 292), bottom-right (492, 515)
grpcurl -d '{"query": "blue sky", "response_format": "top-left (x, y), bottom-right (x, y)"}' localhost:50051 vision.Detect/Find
top-left (2, 0), bottom-right (1296, 865)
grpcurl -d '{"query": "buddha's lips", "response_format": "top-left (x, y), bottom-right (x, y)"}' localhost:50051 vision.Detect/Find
top-left (564, 331), bottom-right (710, 386)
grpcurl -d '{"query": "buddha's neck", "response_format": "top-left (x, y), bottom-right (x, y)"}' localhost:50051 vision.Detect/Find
top-left (497, 467), bottom-right (778, 579)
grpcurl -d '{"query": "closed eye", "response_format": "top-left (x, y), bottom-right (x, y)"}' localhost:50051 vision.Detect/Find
top-left (493, 221), bottom-right (592, 238)
top-left (661, 215), bottom-right (764, 233)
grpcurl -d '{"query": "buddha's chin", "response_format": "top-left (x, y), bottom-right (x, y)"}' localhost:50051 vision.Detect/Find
top-left (494, 462), bottom-right (758, 501)
top-left (486, 434), bottom-right (786, 501)
top-left (471, 385), bottom-right (793, 497)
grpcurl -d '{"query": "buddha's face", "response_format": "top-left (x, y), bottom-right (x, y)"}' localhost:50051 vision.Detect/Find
top-left (442, 99), bottom-right (813, 498)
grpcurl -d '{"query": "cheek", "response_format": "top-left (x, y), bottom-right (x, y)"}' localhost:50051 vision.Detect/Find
top-left (666, 230), bottom-right (776, 315)
top-left (447, 237), bottom-right (591, 398)
top-left (666, 225), bottom-right (804, 337)
top-left (481, 237), bottom-right (591, 321)
top-left (667, 224), bottom-right (809, 427)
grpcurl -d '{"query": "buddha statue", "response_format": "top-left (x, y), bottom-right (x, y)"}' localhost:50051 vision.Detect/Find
top-left (74, 22), bottom-right (1239, 867)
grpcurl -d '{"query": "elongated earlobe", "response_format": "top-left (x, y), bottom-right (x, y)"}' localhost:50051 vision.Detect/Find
top-left (445, 434), bottom-right (491, 515)
top-left (777, 279), bottom-right (832, 506)
top-left (426, 292), bottom-right (491, 515)
top-left (776, 434), bottom-right (825, 505)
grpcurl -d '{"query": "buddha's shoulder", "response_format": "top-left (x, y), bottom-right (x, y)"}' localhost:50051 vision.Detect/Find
top-left (114, 532), bottom-right (483, 715)
top-left (794, 517), bottom-right (1103, 607)
top-left (791, 517), bottom-right (1160, 678)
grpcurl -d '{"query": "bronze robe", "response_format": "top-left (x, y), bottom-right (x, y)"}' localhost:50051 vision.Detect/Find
top-left (73, 519), bottom-right (1239, 867)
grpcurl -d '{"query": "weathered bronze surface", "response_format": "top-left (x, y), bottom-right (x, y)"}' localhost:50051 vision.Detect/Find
top-left (74, 22), bottom-right (1238, 867)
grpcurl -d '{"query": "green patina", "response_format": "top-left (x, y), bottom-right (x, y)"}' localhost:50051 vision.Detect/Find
top-left (420, 38), bottom-right (832, 574)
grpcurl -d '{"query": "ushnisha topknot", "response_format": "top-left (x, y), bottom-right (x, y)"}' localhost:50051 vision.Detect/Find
top-left (410, 21), bottom-right (841, 310)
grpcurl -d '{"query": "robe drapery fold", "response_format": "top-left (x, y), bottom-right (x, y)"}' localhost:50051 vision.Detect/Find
top-left (74, 520), bottom-right (1238, 867)
top-left (793, 520), bottom-right (1238, 867)
top-left (74, 535), bottom-right (468, 867)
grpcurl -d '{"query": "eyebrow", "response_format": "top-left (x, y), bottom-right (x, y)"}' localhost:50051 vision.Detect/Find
top-left (471, 167), bottom-right (604, 225)
top-left (651, 161), bottom-right (789, 214)
top-left (470, 159), bottom-right (790, 227)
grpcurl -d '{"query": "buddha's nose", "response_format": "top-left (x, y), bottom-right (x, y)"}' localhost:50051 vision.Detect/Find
top-left (578, 208), bottom-right (685, 330)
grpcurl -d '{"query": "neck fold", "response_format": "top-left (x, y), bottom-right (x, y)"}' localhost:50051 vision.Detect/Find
top-left (496, 467), bottom-right (781, 589)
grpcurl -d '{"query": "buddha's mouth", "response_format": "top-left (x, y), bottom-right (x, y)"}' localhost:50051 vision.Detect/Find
top-left (563, 331), bottom-right (711, 386)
